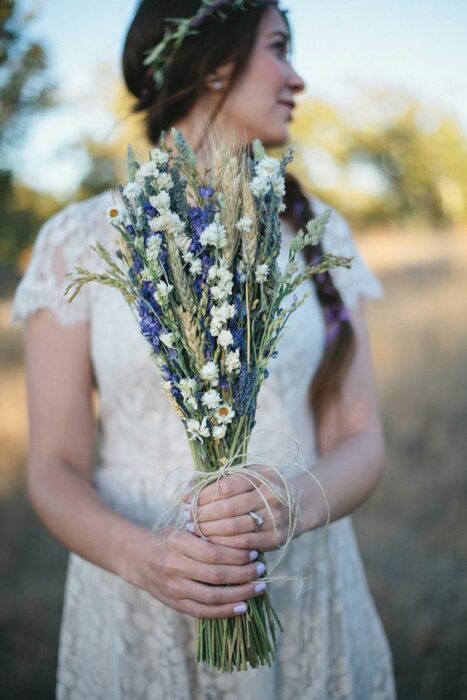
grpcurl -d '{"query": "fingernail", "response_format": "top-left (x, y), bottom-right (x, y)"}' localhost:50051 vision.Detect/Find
top-left (249, 550), bottom-right (259, 562)
top-left (233, 603), bottom-right (247, 615)
top-left (186, 522), bottom-right (196, 533)
top-left (256, 562), bottom-right (266, 576)
top-left (255, 582), bottom-right (267, 594)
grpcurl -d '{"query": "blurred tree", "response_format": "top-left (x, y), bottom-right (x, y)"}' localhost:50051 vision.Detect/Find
top-left (289, 87), bottom-right (467, 229)
top-left (0, 0), bottom-right (57, 280)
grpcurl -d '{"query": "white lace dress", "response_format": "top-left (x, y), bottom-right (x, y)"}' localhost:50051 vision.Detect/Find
top-left (10, 190), bottom-right (396, 700)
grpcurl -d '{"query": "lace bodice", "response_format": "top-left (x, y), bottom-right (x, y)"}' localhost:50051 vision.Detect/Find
top-left (10, 190), bottom-right (395, 700)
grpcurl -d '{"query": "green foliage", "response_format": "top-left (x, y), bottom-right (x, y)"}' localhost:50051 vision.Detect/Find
top-left (289, 88), bottom-right (467, 229)
top-left (0, 0), bottom-right (57, 274)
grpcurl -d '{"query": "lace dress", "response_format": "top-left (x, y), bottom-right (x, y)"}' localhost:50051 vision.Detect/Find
top-left (10, 189), bottom-right (396, 700)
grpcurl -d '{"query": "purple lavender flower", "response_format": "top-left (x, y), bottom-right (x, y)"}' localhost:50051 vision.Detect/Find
top-left (199, 185), bottom-right (214, 199)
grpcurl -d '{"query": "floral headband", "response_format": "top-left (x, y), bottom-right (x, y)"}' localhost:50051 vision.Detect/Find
top-left (143, 0), bottom-right (282, 91)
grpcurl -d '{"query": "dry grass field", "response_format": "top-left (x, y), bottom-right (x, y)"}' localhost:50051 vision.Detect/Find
top-left (1, 229), bottom-right (466, 698)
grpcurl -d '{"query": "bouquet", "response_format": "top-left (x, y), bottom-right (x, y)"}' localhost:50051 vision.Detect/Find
top-left (65, 129), bottom-right (352, 672)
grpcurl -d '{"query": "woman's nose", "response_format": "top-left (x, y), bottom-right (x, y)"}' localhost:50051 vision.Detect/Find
top-left (289, 66), bottom-right (306, 94)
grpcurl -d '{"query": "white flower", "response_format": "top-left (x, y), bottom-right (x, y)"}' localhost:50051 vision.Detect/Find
top-left (156, 172), bottom-right (173, 190)
top-left (211, 303), bottom-right (235, 324)
top-left (210, 280), bottom-right (233, 302)
top-left (200, 222), bottom-right (227, 249)
top-left (149, 191), bottom-right (171, 212)
top-left (150, 148), bottom-right (170, 166)
top-left (200, 361), bottom-right (219, 386)
top-left (201, 389), bottom-right (221, 410)
top-left (186, 417), bottom-right (210, 442)
top-left (250, 176), bottom-right (270, 198)
top-left (215, 404), bottom-right (235, 425)
top-left (235, 216), bottom-right (253, 233)
top-left (175, 234), bottom-right (191, 253)
top-left (135, 161), bottom-right (159, 183)
top-left (146, 235), bottom-right (162, 263)
top-left (160, 332), bottom-right (174, 348)
top-left (218, 329), bottom-right (233, 349)
top-left (212, 424), bottom-right (227, 440)
top-left (225, 349), bottom-right (241, 374)
top-left (272, 175), bottom-right (285, 199)
top-left (209, 317), bottom-right (223, 337)
top-left (255, 263), bottom-right (269, 283)
top-left (179, 378), bottom-right (197, 399)
top-left (186, 396), bottom-right (198, 410)
top-left (154, 281), bottom-right (173, 304)
top-left (256, 156), bottom-right (281, 180)
top-left (150, 211), bottom-right (185, 237)
top-left (189, 259), bottom-right (202, 276)
top-left (106, 205), bottom-right (124, 225)
top-left (123, 181), bottom-right (142, 198)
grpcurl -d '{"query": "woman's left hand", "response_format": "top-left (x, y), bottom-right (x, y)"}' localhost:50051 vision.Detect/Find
top-left (185, 471), bottom-right (296, 553)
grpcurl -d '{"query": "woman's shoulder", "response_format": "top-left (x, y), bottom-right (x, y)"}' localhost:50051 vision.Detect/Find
top-left (41, 189), bottom-right (116, 242)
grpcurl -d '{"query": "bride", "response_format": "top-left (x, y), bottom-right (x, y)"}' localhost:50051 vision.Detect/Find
top-left (11, 0), bottom-right (397, 697)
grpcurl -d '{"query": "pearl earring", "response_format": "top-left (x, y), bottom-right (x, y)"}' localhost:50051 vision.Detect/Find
top-left (212, 80), bottom-right (224, 91)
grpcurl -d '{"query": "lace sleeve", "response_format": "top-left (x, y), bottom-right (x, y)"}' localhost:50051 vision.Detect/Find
top-left (10, 194), bottom-right (112, 327)
top-left (311, 196), bottom-right (384, 309)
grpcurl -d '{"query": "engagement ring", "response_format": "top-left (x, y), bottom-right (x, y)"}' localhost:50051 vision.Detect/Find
top-left (247, 511), bottom-right (265, 533)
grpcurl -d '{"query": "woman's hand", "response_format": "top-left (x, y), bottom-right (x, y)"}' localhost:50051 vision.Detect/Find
top-left (185, 471), bottom-right (297, 552)
top-left (122, 525), bottom-right (267, 619)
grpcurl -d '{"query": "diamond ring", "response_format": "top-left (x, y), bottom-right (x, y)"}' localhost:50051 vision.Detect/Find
top-left (247, 511), bottom-right (265, 533)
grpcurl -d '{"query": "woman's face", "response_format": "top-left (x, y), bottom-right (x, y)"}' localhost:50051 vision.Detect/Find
top-left (218, 7), bottom-right (306, 147)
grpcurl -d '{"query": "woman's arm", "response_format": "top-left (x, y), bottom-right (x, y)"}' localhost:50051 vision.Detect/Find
top-left (189, 298), bottom-right (385, 548)
top-left (23, 309), bottom-right (267, 618)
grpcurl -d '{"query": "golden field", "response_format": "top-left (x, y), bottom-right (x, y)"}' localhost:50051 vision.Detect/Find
top-left (1, 230), bottom-right (466, 698)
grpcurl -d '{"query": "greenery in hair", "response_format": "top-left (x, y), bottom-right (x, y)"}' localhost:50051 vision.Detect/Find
top-left (143, 0), bottom-right (281, 90)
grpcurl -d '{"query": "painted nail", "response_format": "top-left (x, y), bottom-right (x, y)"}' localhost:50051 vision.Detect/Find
top-left (256, 562), bottom-right (266, 576)
top-left (255, 582), bottom-right (267, 594)
top-left (233, 603), bottom-right (247, 615)
top-left (249, 550), bottom-right (259, 562)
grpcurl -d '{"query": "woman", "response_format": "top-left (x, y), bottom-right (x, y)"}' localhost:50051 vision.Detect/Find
top-left (11, 0), bottom-right (396, 697)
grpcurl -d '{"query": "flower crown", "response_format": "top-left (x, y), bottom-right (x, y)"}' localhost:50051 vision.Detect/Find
top-left (143, 0), bottom-right (280, 90)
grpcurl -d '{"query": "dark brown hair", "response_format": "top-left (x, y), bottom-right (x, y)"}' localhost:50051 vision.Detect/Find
top-left (122, 0), bottom-right (355, 430)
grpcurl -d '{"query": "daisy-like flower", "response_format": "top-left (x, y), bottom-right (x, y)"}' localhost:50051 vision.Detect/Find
top-left (150, 148), bottom-right (170, 167)
top-left (235, 216), bottom-right (253, 233)
top-left (215, 404), bottom-right (235, 425)
top-left (255, 263), bottom-right (269, 284)
top-left (218, 329), bottom-right (233, 349)
top-left (225, 349), bottom-right (241, 374)
top-left (201, 389), bottom-right (221, 410)
top-left (160, 332), bottom-right (175, 348)
top-left (155, 281), bottom-right (173, 304)
top-left (106, 205), bottom-right (124, 225)
top-left (149, 191), bottom-right (171, 212)
top-left (200, 222), bottom-right (227, 249)
top-left (186, 417), bottom-right (210, 442)
top-left (212, 424), bottom-right (227, 440)
top-left (201, 361), bottom-right (219, 386)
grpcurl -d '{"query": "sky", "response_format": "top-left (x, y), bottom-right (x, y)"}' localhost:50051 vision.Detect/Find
top-left (15, 0), bottom-right (467, 198)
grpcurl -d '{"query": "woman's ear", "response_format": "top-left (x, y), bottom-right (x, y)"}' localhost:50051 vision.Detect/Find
top-left (205, 62), bottom-right (234, 92)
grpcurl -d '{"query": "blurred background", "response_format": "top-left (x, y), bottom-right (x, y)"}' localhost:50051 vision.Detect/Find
top-left (1, 0), bottom-right (466, 697)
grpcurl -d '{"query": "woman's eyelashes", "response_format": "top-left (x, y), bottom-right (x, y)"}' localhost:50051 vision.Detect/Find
top-left (271, 41), bottom-right (289, 59)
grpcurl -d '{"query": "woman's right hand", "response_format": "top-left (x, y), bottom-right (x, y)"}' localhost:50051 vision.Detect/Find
top-left (121, 525), bottom-right (268, 619)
